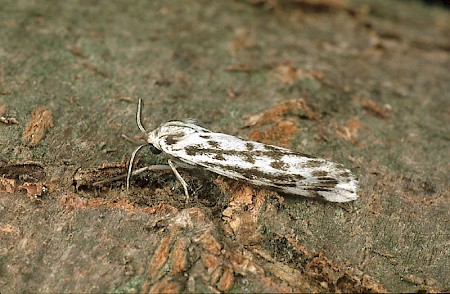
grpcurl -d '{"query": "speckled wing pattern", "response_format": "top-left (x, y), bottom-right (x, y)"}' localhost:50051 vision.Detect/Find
top-left (150, 121), bottom-right (358, 202)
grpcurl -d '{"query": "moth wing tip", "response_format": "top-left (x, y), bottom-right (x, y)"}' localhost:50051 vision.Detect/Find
top-left (320, 181), bottom-right (359, 202)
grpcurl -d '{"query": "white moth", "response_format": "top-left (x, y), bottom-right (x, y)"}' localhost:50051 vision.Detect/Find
top-left (127, 99), bottom-right (358, 202)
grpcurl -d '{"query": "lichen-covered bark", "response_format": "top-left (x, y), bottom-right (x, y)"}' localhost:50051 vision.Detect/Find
top-left (0, 0), bottom-right (448, 292)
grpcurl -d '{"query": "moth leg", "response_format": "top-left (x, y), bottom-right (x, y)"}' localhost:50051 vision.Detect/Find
top-left (132, 165), bottom-right (173, 176)
top-left (168, 159), bottom-right (190, 202)
top-left (93, 165), bottom-right (173, 187)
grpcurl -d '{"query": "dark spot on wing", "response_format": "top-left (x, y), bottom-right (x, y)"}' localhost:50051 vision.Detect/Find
top-left (271, 173), bottom-right (305, 182)
top-left (213, 153), bottom-right (225, 161)
top-left (339, 171), bottom-right (351, 178)
top-left (307, 160), bottom-right (324, 168)
top-left (185, 144), bottom-right (204, 156)
top-left (264, 145), bottom-right (280, 152)
top-left (318, 176), bottom-right (338, 184)
top-left (244, 168), bottom-right (268, 180)
top-left (164, 132), bottom-right (186, 145)
top-left (312, 177), bottom-right (339, 188)
top-left (311, 170), bottom-right (328, 177)
top-left (200, 135), bottom-right (211, 139)
top-left (207, 140), bottom-right (220, 148)
top-left (273, 182), bottom-right (297, 187)
top-left (266, 151), bottom-right (284, 161)
top-left (270, 160), bottom-right (289, 171)
top-left (245, 142), bottom-right (255, 151)
top-left (165, 135), bottom-right (178, 145)
top-left (242, 153), bottom-right (255, 164)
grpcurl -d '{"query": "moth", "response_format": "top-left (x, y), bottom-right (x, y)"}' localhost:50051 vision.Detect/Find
top-left (127, 99), bottom-right (358, 202)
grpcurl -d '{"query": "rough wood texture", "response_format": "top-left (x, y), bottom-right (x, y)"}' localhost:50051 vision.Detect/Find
top-left (0, 0), bottom-right (448, 292)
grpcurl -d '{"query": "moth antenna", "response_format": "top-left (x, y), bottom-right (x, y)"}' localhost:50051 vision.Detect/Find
top-left (137, 99), bottom-right (147, 133)
top-left (126, 144), bottom-right (146, 191)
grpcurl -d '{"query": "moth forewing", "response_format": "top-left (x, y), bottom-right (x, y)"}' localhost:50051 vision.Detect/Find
top-left (149, 121), bottom-right (358, 202)
top-left (128, 99), bottom-right (358, 202)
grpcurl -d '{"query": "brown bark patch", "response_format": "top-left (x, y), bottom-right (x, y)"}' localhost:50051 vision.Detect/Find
top-left (22, 107), bottom-right (54, 145)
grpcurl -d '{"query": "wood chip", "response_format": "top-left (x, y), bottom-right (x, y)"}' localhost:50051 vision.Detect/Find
top-left (22, 107), bottom-right (54, 145)
top-left (0, 116), bottom-right (19, 125)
